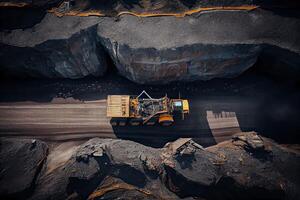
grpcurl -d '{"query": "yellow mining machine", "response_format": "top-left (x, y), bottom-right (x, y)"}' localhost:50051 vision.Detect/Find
top-left (106, 91), bottom-right (189, 126)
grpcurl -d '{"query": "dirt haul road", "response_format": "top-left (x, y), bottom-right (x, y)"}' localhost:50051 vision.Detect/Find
top-left (0, 98), bottom-right (244, 146)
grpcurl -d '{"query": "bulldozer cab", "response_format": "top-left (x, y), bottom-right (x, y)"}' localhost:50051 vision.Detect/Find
top-left (172, 99), bottom-right (189, 113)
top-left (171, 99), bottom-right (189, 120)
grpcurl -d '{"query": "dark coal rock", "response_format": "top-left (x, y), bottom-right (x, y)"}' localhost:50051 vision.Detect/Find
top-left (1, 2), bottom-right (300, 83)
top-left (30, 138), bottom-right (177, 200)
top-left (0, 1), bottom-right (62, 30)
top-left (0, 138), bottom-right (48, 199)
top-left (1, 8), bottom-right (300, 83)
top-left (0, 14), bottom-right (106, 79)
top-left (205, 132), bottom-right (300, 200)
top-left (97, 9), bottom-right (300, 84)
top-left (160, 133), bottom-right (300, 200)
top-left (1, 132), bottom-right (294, 200)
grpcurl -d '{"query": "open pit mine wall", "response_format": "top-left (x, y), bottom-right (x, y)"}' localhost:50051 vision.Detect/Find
top-left (0, 24), bottom-right (107, 79)
top-left (0, 0), bottom-right (299, 83)
top-left (1, 133), bottom-right (300, 200)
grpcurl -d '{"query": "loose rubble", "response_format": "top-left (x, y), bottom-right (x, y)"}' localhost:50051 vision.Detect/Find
top-left (1, 131), bottom-right (299, 199)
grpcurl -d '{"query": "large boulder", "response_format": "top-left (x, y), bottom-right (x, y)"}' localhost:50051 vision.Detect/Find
top-left (31, 138), bottom-right (177, 200)
top-left (1, 7), bottom-right (300, 83)
top-left (0, 2), bottom-right (300, 83)
top-left (161, 133), bottom-right (300, 199)
top-left (0, 138), bottom-right (48, 199)
top-left (28, 132), bottom-right (300, 200)
top-left (204, 132), bottom-right (300, 200)
top-left (97, 9), bottom-right (300, 84)
top-left (0, 14), bottom-right (106, 78)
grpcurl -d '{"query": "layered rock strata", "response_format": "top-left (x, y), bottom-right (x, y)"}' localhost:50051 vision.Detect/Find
top-left (1, 132), bottom-right (299, 200)
top-left (0, 4), bottom-right (299, 83)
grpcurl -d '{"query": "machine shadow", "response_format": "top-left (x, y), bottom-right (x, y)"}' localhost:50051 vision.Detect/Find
top-left (112, 92), bottom-right (300, 148)
top-left (1, 66), bottom-right (299, 146)
top-left (112, 98), bottom-right (217, 148)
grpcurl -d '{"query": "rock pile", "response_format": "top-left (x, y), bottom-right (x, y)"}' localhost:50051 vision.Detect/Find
top-left (232, 131), bottom-right (265, 151)
top-left (0, 138), bottom-right (48, 199)
top-left (1, 131), bottom-right (299, 199)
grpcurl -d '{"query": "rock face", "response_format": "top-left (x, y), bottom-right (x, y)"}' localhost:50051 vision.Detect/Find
top-left (30, 138), bottom-right (177, 200)
top-left (0, 14), bottom-right (106, 78)
top-left (1, 132), bottom-right (298, 200)
top-left (1, 6), bottom-right (300, 83)
top-left (160, 133), bottom-right (300, 199)
top-left (97, 9), bottom-right (300, 83)
top-left (0, 138), bottom-right (48, 199)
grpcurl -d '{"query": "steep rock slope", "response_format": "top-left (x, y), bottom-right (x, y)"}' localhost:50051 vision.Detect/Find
top-left (0, 138), bottom-right (48, 199)
top-left (97, 9), bottom-right (300, 83)
top-left (1, 132), bottom-right (298, 200)
top-left (0, 3), bottom-right (299, 83)
top-left (0, 14), bottom-right (106, 78)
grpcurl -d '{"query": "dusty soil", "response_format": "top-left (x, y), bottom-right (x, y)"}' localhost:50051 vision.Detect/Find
top-left (0, 66), bottom-right (299, 147)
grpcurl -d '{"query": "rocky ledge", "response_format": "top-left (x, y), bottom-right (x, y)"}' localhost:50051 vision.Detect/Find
top-left (0, 14), bottom-right (107, 79)
top-left (0, 3), bottom-right (300, 83)
top-left (0, 138), bottom-right (48, 199)
top-left (97, 9), bottom-right (299, 83)
top-left (1, 132), bottom-right (299, 200)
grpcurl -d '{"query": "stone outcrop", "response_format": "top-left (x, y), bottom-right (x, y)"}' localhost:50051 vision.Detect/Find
top-left (0, 14), bottom-right (106, 79)
top-left (0, 3), bottom-right (300, 83)
top-left (30, 138), bottom-right (177, 200)
top-left (1, 8), bottom-right (299, 83)
top-left (0, 138), bottom-right (48, 199)
top-left (1, 132), bottom-right (298, 200)
top-left (49, 0), bottom-right (256, 17)
top-left (205, 132), bottom-right (300, 200)
top-left (97, 9), bottom-right (300, 83)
